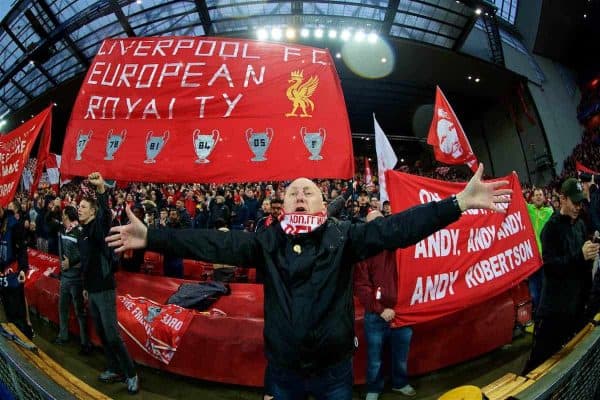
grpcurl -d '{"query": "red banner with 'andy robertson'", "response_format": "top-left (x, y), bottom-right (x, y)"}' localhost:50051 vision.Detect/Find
top-left (386, 171), bottom-right (541, 326)
top-left (62, 37), bottom-right (354, 182)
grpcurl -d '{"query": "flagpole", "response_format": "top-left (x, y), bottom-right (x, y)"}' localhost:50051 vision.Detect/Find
top-left (514, 126), bottom-right (533, 185)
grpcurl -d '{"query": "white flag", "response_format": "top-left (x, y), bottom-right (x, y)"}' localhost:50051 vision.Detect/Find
top-left (374, 114), bottom-right (398, 206)
top-left (46, 153), bottom-right (60, 186)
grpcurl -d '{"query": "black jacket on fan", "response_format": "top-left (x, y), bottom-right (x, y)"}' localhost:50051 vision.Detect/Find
top-left (79, 192), bottom-right (115, 293)
top-left (147, 197), bottom-right (461, 374)
top-left (538, 212), bottom-right (592, 319)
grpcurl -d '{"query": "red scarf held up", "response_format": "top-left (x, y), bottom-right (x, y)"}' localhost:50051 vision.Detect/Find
top-left (279, 210), bottom-right (327, 235)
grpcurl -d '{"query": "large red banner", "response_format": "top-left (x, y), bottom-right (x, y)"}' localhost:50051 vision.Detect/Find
top-left (0, 106), bottom-right (52, 207)
top-left (62, 37), bottom-right (354, 183)
top-left (117, 294), bottom-right (194, 365)
top-left (386, 171), bottom-right (541, 326)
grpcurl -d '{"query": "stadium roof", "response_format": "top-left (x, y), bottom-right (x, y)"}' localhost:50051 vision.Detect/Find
top-left (0, 0), bottom-right (523, 140)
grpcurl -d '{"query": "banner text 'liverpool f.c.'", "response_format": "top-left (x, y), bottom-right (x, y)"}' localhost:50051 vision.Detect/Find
top-left (61, 37), bottom-right (354, 183)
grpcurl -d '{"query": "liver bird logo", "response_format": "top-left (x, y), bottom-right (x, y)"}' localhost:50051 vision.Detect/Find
top-left (285, 70), bottom-right (319, 118)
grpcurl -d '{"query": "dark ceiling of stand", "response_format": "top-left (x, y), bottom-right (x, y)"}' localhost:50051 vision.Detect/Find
top-left (533, 0), bottom-right (600, 83)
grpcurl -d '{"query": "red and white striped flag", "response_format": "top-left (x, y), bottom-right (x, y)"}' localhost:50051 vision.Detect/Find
top-left (45, 153), bottom-right (60, 193)
top-left (364, 157), bottom-right (373, 187)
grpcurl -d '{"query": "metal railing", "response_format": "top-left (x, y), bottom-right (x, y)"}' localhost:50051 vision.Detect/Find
top-left (510, 324), bottom-right (600, 400)
top-left (0, 332), bottom-right (76, 400)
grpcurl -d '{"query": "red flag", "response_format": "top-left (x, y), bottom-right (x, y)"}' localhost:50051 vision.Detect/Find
top-left (61, 37), bottom-right (354, 183)
top-left (0, 106), bottom-right (52, 207)
top-left (427, 86), bottom-right (478, 173)
top-left (30, 107), bottom-right (53, 195)
top-left (364, 157), bottom-right (373, 186)
top-left (575, 161), bottom-right (599, 175)
top-left (117, 295), bottom-right (194, 365)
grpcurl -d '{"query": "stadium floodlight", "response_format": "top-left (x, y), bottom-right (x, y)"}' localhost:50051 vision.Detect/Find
top-left (354, 30), bottom-right (365, 42)
top-left (286, 28), bottom-right (296, 39)
top-left (341, 30), bottom-right (351, 41)
top-left (257, 28), bottom-right (269, 40)
top-left (367, 32), bottom-right (378, 43)
top-left (328, 30), bottom-right (337, 39)
top-left (271, 27), bottom-right (282, 40)
top-left (314, 28), bottom-right (324, 38)
top-left (301, 28), bottom-right (310, 38)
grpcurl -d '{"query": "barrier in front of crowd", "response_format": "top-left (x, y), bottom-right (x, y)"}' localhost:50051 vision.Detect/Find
top-left (480, 319), bottom-right (600, 400)
top-left (0, 323), bottom-right (110, 400)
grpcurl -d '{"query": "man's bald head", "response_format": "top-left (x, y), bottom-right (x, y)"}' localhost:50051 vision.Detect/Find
top-left (284, 178), bottom-right (325, 214)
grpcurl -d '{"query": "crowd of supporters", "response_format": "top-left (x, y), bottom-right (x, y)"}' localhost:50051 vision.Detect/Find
top-left (3, 162), bottom-right (559, 257)
top-left (6, 128), bottom-right (598, 282)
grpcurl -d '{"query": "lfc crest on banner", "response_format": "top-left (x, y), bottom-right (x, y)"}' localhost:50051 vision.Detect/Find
top-left (285, 70), bottom-right (319, 118)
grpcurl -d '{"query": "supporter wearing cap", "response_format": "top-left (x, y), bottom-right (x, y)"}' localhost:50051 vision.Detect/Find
top-left (523, 177), bottom-right (600, 373)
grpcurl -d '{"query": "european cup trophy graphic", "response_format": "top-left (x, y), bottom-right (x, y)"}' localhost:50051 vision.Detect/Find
top-left (144, 130), bottom-right (169, 163)
top-left (245, 128), bottom-right (274, 162)
top-left (75, 130), bottom-right (92, 161)
top-left (104, 129), bottom-right (126, 160)
top-left (193, 129), bottom-right (220, 163)
top-left (300, 127), bottom-right (326, 160)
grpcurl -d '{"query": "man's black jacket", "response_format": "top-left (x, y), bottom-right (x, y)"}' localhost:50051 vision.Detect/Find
top-left (148, 197), bottom-right (461, 374)
top-left (538, 212), bottom-right (592, 319)
top-left (80, 192), bottom-right (115, 293)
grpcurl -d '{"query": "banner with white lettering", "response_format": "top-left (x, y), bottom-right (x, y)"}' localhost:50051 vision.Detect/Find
top-left (23, 249), bottom-right (60, 289)
top-left (62, 37), bottom-right (354, 183)
top-left (0, 107), bottom-right (52, 207)
top-left (386, 171), bottom-right (541, 326)
top-left (117, 294), bottom-right (194, 365)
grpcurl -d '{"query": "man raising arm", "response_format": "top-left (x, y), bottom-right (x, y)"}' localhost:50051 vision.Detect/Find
top-left (107, 164), bottom-right (510, 400)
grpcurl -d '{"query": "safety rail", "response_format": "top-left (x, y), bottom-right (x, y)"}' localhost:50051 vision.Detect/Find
top-left (480, 319), bottom-right (600, 400)
top-left (0, 323), bottom-right (110, 400)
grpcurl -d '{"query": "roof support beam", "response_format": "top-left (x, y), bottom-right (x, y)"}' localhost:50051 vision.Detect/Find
top-left (36, 0), bottom-right (89, 68)
top-left (382, 0), bottom-right (399, 35)
top-left (1, 22), bottom-right (57, 86)
top-left (194, 0), bottom-right (213, 35)
top-left (108, 0), bottom-right (136, 37)
top-left (453, 14), bottom-right (477, 51)
top-left (10, 79), bottom-right (34, 102)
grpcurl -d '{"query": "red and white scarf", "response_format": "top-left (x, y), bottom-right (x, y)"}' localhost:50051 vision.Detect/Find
top-left (280, 211), bottom-right (327, 235)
